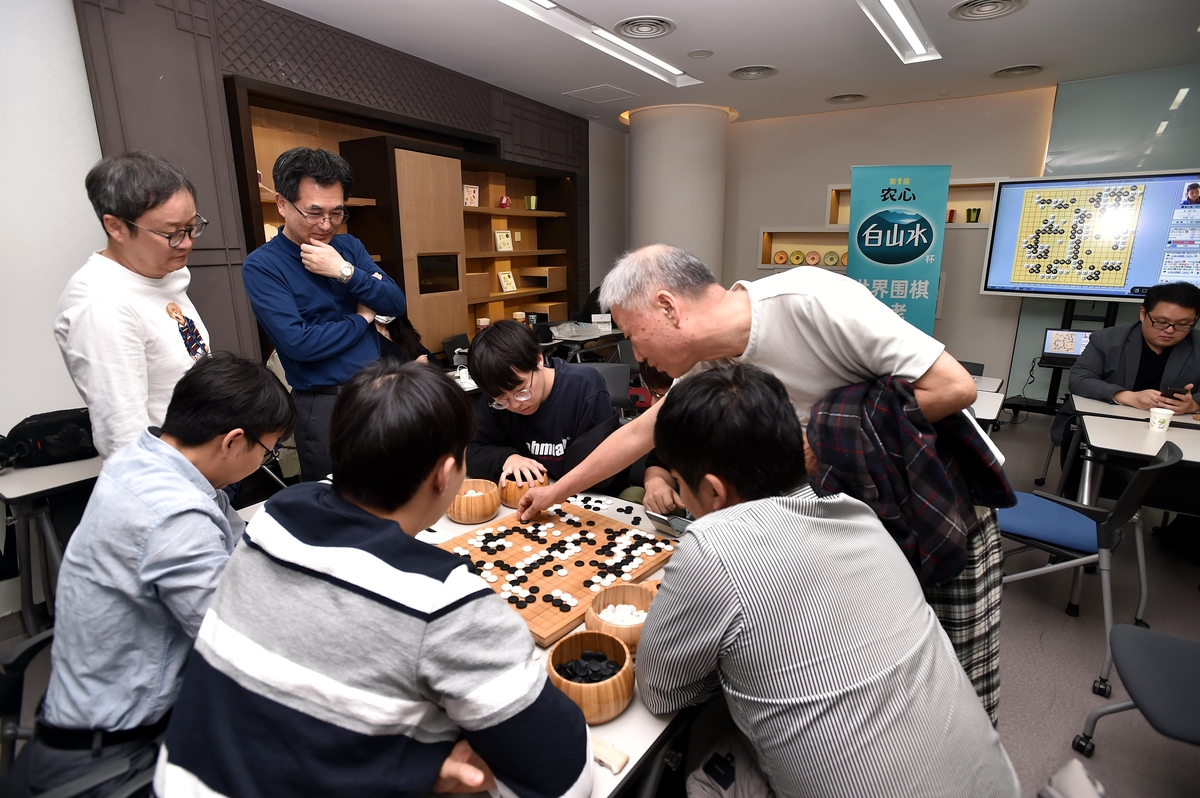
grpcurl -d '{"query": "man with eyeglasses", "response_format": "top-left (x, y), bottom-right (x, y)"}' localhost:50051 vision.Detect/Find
top-left (30, 354), bottom-right (295, 797)
top-left (55, 151), bottom-right (213, 457)
top-left (242, 147), bottom-right (406, 481)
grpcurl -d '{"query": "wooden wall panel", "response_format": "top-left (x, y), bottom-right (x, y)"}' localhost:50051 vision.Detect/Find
top-left (393, 150), bottom-right (468, 346)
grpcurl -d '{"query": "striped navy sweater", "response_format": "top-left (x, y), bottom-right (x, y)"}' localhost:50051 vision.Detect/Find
top-left (154, 482), bottom-right (592, 797)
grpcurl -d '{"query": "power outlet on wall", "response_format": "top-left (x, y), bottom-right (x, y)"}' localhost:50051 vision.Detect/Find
top-left (514, 231), bottom-right (522, 242)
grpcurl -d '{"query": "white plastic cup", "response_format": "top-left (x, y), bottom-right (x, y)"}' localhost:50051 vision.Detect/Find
top-left (1149, 407), bottom-right (1172, 431)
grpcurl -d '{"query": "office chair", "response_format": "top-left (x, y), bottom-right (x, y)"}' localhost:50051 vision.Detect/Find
top-left (958, 360), bottom-right (985, 377)
top-left (1072, 624), bottom-right (1200, 757)
top-left (616, 340), bottom-right (640, 381)
top-left (998, 441), bottom-right (1181, 698)
top-left (586, 363), bottom-right (635, 413)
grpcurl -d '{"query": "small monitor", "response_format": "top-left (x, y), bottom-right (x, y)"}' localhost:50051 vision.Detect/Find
top-left (1042, 328), bottom-right (1092, 359)
top-left (417, 254), bottom-right (459, 295)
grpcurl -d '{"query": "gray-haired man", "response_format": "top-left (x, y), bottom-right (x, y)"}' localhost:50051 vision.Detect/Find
top-left (518, 244), bottom-right (1007, 718)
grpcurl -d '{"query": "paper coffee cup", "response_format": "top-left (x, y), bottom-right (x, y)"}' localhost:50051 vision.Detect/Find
top-left (1149, 407), bottom-right (1172, 431)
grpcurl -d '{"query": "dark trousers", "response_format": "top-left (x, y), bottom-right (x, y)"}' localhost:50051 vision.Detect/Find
top-left (27, 732), bottom-right (160, 797)
top-left (292, 390), bottom-right (338, 482)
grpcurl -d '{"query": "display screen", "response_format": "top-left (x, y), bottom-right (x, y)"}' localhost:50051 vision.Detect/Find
top-left (417, 254), bottom-right (459, 295)
top-left (981, 171), bottom-right (1200, 300)
top-left (1043, 328), bottom-right (1092, 358)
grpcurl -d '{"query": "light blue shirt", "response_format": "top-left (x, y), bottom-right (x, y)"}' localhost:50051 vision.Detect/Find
top-left (42, 429), bottom-right (244, 730)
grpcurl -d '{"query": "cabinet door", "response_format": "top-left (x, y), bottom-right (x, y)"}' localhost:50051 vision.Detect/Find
top-left (393, 149), bottom-right (469, 346)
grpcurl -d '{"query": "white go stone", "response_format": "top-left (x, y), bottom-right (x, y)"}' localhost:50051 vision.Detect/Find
top-left (551, 589), bottom-right (562, 597)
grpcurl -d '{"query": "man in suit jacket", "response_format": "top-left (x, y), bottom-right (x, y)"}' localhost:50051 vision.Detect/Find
top-left (1052, 282), bottom-right (1200, 497)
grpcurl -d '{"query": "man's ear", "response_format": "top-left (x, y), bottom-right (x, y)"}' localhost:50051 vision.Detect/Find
top-left (102, 214), bottom-right (128, 242)
top-left (653, 290), bottom-right (682, 327)
top-left (219, 428), bottom-right (247, 456)
top-left (701, 473), bottom-right (737, 511)
top-left (430, 454), bottom-right (456, 497)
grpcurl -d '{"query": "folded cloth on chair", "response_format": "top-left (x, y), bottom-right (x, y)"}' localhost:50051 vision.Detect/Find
top-left (808, 377), bottom-right (1016, 588)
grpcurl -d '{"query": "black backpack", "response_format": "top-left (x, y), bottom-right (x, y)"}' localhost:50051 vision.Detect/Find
top-left (0, 409), bottom-right (97, 470)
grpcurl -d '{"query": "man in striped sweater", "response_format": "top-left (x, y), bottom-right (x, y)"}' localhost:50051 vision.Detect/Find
top-left (154, 361), bottom-right (592, 797)
top-left (637, 365), bottom-right (1018, 797)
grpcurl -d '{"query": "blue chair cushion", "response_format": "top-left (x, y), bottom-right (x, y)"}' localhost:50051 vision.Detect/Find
top-left (996, 491), bottom-right (1099, 554)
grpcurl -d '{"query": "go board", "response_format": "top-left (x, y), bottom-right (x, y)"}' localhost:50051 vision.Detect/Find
top-left (436, 497), bottom-right (677, 647)
top-left (1010, 183), bottom-right (1145, 287)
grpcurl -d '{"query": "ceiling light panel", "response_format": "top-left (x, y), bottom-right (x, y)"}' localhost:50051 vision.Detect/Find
top-left (494, 0), bottom-right (699, 87)
top-left (855, 0), bottom-right (941, 64)
top-left (1169, 88), bottom-right (1189, 111)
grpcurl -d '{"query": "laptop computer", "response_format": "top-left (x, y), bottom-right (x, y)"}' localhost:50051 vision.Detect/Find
top-left (1040, 328), bottom-right (1093, 369)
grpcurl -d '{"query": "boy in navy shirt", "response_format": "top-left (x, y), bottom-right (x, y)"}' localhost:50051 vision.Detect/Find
top-left (467, 321), bottom-right (616, 490)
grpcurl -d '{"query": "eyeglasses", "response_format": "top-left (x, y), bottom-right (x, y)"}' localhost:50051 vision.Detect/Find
top-left (122, 214), bottom-right (207, 248)
top-left (288, 199), bottom-right (348, 227)
top-left (1147, 315), bottom-right (1195, 332)
top-left (489, 373), bottom-right (536, 410)
top-left (252, 437), bottom-right (281, 466)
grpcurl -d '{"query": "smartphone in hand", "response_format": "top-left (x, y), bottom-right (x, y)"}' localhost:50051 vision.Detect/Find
top-left (1162, 386), bottom-right (1187, 399)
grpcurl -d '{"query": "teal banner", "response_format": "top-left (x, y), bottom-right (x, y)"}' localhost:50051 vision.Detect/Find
top-left (846, 165), bottom-right (950, 334)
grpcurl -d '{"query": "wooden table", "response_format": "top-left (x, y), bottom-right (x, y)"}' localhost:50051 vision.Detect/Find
top-left (238, 495), bottom-right (682, 798)
top-left (0, 457), bottom-right (103, 635)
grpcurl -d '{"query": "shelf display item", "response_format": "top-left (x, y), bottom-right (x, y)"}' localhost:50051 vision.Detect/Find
top-left (841, 251), bottom-right (849, 267)
top-left (463, 184), bottom-right (479, 207)
top-left (823, 251), bottom-right (840, 267)
top-left (789, 251), bottom-right (804, 265)
top-left (494, 230), bottom-right (514, 252)
top-left (499, 195), bottom-right (512, 209)
top-left (804, 251), bottom-right (821, 266)
top-left (773, 250), bottom-right (788, 265)
top-left (498, 270), bottom-right (518, 293)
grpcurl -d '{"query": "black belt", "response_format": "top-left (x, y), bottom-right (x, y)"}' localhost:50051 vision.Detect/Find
top-left (298, 385), bottom-right (342, 396)
top-left (35, 711), bottom-right (170, 753)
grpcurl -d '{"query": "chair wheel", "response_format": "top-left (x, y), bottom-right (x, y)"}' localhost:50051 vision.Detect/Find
top-left (1072, 734), bottom-right (1095, 757)
top-left (1134, 618), bottom-right (1149, 628)
top-left (1034, 478), bottom-right (1046, 486)
top-left (1093, 679), bottom-right (1112, 698)
top-left (1065, 602), bottom-right (1080, 617)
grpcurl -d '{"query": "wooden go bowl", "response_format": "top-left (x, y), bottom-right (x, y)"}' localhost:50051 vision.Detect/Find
top-left (546, 631), bottom-right (634, 725)
top-left (584, 583), bottom-right (657, 658)
top-left (499, 473), bottom-right (549, 508)
top-left (446, 479), bottom-right (500, 525)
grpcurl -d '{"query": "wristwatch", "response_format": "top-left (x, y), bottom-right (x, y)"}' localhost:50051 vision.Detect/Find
top-left (337, 262), bottom-right (354, 284)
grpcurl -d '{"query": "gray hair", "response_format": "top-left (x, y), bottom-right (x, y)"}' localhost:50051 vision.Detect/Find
top-left (599, 245), bottom-right (717, 312)
top-left (85, 151), bottom-right (196, 231)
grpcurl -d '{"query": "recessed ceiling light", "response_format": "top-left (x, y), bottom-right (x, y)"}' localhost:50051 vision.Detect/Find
top-left (593, 28), bottom-right (683, 75)
top-left (855, 0), bottom-right (941, 64)
top-left (688, 49), bottom-right (714, 58)
top-left (827, 93), bottom-right (868, 104)
top-left (1169, 88), bottom-right (1189, 111)
top-left (1155, 121), bottom-right (1169, 136)
top-left (991, 64), bottom-right (1044, 78)
top-left (730, 65), bottom-right (778, 80)
top-left (948, 0), bottom-right (1027, 21)
top-left (615, 17), bottom-right (676, 38)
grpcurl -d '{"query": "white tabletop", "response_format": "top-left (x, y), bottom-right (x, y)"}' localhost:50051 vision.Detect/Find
top-left (970, 391), bottom-right (1005, 424)
top-left (1082, 415), bottom-right (1200, 463)
top-left (972, 375), bottom-right (1003, 393)
top-left (0, 456), bottom-right (103, 503)
top-left (238, 494), bottom-right (675, 797)
top-left (1073, 395), bottom-right (1200, 428)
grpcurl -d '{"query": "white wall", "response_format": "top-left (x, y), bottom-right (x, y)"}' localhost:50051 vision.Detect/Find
top-left (0, 0), bottom-right (104, 616)
top-left (0, 0), bottom-right (103, 431)
top-left (588, 121), bottom-right (627, 290)
top-left (723, 88), bottom-right (1057, 381)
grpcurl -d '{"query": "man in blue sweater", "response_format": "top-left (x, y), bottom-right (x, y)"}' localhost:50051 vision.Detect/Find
top-left (243, 147), bottom-right (406, 481)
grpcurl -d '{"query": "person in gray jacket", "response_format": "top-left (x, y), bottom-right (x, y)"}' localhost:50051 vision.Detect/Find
top-left (1053, 282), bottom-right (1200, 447)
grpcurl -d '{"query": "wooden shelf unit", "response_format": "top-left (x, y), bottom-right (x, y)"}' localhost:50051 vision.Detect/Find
top-left (825, 179), bottom-right (1000, 228)
top-left (759, 228), bottom-right (849, 272)
top-left (464, 248), bottom-right (567, 259)
top-left (257, 184), bottom-right (376, 206)
top-left (463, 206), bottom-right (566, 218)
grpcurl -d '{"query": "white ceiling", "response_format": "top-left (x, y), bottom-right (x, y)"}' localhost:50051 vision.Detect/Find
top-left (269, 0), bottom-right (1200, 130)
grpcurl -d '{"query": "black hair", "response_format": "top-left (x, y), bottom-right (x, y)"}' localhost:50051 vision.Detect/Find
top-left (654, 364), bottom-right (807, 501)
top-left (639, 359), bottom-right (673, 396)
top-left (85, 151), bottom-right (197, 233)
top-left (161, 353), bottom-right (296, 447)
top-left (272, 147), bottom-right (354, 204)
top-left (1143, 282), bottom-right (1200, 315)
top-left (467, 320), bottom-right (541, 399)
top-left (383, 315), bottom-right (426, 362)
top-left (330, 360), bottom-right (475, 512)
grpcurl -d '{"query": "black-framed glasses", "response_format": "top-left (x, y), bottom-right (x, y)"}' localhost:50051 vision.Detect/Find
top-left (122, 214), bottom-right (207, 248)
top-left (252, 437), bottom-right (281, 466)
top-left (1147, 315), bottom-right (1195, 332)
top-left (489, 372), bottom-right (536, 410)
top-left (288, 199), bottom-right (348, 227)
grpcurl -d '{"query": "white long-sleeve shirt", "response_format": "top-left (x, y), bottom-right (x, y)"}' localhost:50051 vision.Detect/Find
top-left (55, 252), bottom-right (210, 457)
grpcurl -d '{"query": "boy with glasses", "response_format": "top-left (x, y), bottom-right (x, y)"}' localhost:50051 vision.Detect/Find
top-left (56, 151), bottom-right (213, 457)
top-left (242, 147), bottom-right (406, 481)
top-left (467, 320), bottom-right (615, 490)
top-left (30, 354), bottom-right (295, 796)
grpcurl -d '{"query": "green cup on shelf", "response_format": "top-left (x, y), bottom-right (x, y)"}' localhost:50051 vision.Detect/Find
top-left (965, 207), bottom-right (982, 223)
top-left (525, 195), bottom-right (538, 210)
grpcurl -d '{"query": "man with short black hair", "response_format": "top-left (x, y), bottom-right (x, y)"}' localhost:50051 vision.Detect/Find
top-left (30, 354), bottom-right (295, 796)
top-left (155, 361), bottom-right (592, 797)
top-left (243, 146), bottom-right (406, 481)
top-left (638, 364), bottom-right (1019, 797)
top-left (56, 151), bottom-right (212, 457)
top-left (466, 320), bottom-right (614, 489)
